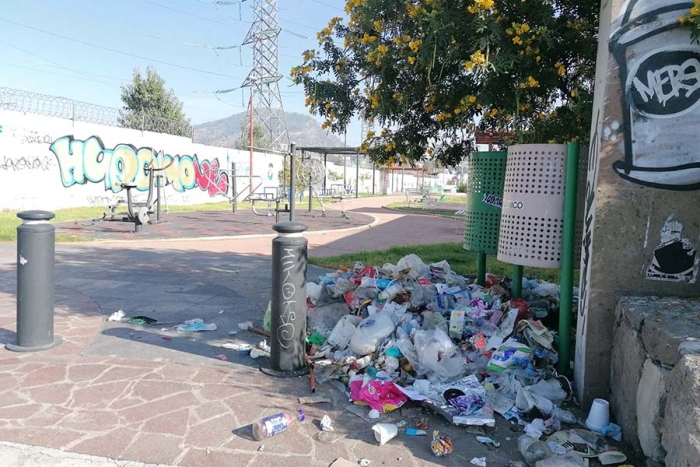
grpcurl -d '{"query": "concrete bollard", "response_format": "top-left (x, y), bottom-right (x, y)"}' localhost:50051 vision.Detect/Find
top-left (270, 221), bottom-right (308, 372)
top-left (6, 211), bottom-right (62, 352)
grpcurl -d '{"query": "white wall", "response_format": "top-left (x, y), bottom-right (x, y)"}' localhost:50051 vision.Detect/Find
top-left (0, 110), bottom-right (284, 211)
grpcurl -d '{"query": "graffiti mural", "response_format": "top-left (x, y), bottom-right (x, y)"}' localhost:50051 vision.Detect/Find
top-left (49, 135), bottom-right (229, 196)
top-left (610, 0), bottom-right (700, 190)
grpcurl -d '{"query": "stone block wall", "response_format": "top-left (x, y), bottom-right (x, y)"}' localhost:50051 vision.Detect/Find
top-left (611, 296), bottom-right (700, 464)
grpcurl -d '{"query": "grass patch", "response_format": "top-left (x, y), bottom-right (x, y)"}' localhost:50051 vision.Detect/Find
top-left (384, 202), bottom-right (464, 218)
top-left (308, 242), bottom-right (572, 284)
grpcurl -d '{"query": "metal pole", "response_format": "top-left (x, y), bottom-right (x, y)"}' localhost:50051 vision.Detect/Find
top-left (155, 175), bottom-right (162, 222)
top-left (559, 142), bottom-right (581, 375)
top-left (512, 265), bottom-right (523, 298)
top-left (355, 152), bottom-right (359, 198)
top-left (323, 154), bottom-right (327, 192)
top-left (289, 143), bottom-right (296, 222)
top-left (232, 163), bottom-right (237, 213)
top-left (372, 164), bottom-right (376, 195)
top-left (270, 221), bottom-right (308, 372)
top-left (7, 211), bottom-right (62, 352)
top-left (476, 252), bottom-right (487, 286)
top-left (248, 91), bottom-right (254, 198)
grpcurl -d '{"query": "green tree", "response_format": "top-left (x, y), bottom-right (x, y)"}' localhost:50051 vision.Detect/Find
top-left (119, 67), bottom-right (191, 137)
top-left (235, 121), bottom-right (272, 150)
top-left (291, 0), bottom-right (598, 167)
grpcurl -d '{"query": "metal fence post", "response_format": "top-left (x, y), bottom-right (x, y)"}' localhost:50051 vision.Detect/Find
top-left (6, 211), bottom-right (62, 352)
top-left (269, 221), bottom-right (308, 372)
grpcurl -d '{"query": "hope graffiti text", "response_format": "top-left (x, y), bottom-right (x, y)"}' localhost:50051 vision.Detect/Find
top-left (49, 135), bottom-right (229, 196)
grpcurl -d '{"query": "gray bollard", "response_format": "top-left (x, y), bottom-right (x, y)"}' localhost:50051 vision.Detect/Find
top-left (6, 211), bottom-right (62, 352)
top-left (270, 221), bottom-right (308, 373)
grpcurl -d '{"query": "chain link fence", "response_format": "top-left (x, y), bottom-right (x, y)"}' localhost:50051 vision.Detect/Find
top-left (0, 87), bottom-right (193, 139)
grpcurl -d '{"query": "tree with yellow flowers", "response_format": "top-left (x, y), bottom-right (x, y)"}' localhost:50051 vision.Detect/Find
top-left (291, 0), bottom-right (599, 167)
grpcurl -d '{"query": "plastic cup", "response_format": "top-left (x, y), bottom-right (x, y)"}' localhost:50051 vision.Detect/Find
top-left (372, 423), bottom-right (398, 445)
top-left (585, 398), bottom-right (610, 432)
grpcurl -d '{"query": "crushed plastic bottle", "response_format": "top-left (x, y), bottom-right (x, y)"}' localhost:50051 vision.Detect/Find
top-left (517, 435), bottom-right (553, 467)
top-left (252, 410), bottom-right (305, 440)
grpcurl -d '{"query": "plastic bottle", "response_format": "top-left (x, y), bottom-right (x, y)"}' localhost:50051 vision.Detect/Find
top-left (252, 410), bottom-right (305, 440)
top-left (517, 435), bottom-right (553, 466)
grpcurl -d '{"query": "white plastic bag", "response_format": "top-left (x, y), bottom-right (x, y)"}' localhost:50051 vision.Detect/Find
top-left (349, 312), bottom-right (395, 355)
top-left (327, 315), bottom-right (361, 350)
top-left (413, 328), bottom-right (466, 382)
top-left (527, 379), bottom-right (567, 406)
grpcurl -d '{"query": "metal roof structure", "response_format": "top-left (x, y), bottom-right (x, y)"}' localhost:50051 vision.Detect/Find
top-left (297, 146), bottom-right (364, 155)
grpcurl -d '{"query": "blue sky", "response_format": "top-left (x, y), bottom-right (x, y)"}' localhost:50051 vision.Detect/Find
top-left (0, 0), bottom-right (362, 144)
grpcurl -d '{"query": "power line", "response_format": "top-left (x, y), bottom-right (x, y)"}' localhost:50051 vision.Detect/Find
top-left (0, 61), bottom-right (117, 87)
top-left (143, 0), bottom-right (249, 26)
top-left (14, 0), bottom-right (241, 50)
top-left (310, 0), bottom-right (344, 12)
top-left (198, 0), bottom-right (248, 4)
top-left (0, 39), bottom-right (127, 84)
top-left (0, 17), bottom-right (241, 79)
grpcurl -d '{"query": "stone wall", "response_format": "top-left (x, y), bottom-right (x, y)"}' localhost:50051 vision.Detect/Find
top-left (612, 296), bottom-right (700, 464)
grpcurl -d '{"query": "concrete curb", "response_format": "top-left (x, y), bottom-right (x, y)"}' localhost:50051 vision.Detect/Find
top-left (0, 442), bottom-right (177, 467)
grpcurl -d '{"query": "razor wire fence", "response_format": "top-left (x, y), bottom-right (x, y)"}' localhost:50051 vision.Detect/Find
top-left (0, 87), bottom-right (194, 139)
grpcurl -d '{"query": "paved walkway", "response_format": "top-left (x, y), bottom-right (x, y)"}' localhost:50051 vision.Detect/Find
top-left (0, 196), bottom-right (527, 467)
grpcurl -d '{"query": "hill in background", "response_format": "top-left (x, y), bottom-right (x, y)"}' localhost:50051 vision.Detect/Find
top-left (193, 111), bottom-right (345, 150)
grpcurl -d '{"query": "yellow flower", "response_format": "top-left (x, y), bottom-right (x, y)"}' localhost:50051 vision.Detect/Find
top-left (454, 108), bottom-right (462, 115)
top-left (377, 44), bottom-right (389, 55)
top-left (527, 76), bottom-right (539, 87)
top-left (409, 39), bottom-right (423, 52)
top-left (571, 89), bottom-right (578, 97)
top-left (468, 95), bottom-right (477, 103)
top-left (471, 50), bottom-right (486, 64)
top-left (408, 56), bottom-right (416, 65)
top-left (512, 36), bottom-right (523, 45)
top-left (325, 103), bottom-right (331, 109)
top-left (373, 20), bottom-right (383, 30)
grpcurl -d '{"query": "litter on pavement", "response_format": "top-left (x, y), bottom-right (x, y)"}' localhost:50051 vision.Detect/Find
top-left (288, 254), bottom-right (630, 465)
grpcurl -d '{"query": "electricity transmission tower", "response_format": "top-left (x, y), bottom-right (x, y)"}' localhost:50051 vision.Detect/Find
top-left (241, 0), bottom-right (289, 151)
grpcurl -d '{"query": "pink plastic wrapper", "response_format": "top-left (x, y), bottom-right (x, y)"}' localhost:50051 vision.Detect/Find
top-left (349, 380), bottom-right (408, 413)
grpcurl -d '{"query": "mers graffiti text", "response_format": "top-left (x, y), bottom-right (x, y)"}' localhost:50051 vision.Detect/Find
top-left (49, 136), bottom-right (229, 196)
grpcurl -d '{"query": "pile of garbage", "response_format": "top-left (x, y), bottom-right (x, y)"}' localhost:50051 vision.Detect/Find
top-left (294, 254), bottom-right (626, 466)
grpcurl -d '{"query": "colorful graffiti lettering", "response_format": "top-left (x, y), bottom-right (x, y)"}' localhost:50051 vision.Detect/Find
top-left (49, 135), bottom-right (229, 196)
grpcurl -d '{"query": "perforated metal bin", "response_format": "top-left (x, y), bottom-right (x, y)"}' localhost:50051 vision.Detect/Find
top-left (463, 151), bottom-right (508, 255)
top-left (497, 144), bottom-right (586, 269)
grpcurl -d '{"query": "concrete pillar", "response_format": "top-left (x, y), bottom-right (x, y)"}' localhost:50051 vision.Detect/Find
top-left (576, 0), bottom-right (700, 406)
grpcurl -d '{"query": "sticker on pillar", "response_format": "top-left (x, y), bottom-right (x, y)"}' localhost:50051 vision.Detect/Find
top-left (646, 216), bottom-right (698, 283)
top-left (482, 194), bottom-right (503, 209)
top-left (268, 163), bottom-right (274, 181)
top-left (610, 0), bottom-right (700, 191)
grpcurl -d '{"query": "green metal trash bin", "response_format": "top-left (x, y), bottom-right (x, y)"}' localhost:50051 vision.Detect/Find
top-left (463, 151), bottom-right (508, 255)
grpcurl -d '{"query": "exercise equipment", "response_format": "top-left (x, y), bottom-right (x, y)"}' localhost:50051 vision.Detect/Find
top-left (102, 160), bottom-right (173, 233)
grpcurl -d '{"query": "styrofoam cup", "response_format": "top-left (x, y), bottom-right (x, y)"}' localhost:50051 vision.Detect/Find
top-left (585, 398), bottom-right (610, 432)
top-left (372, 423), bottom-right (398, 445)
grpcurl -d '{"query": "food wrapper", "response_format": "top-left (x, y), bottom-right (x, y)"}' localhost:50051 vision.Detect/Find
top-left (430, 430), bottom-right (453, 457)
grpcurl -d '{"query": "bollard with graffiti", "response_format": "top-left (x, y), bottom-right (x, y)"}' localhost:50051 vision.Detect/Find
top-left (49, 135), bottom-right (229, 196)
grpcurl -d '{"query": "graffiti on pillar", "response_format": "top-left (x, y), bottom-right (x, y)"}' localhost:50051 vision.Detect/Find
top-left (646, 215), bottom-right (698, 283)
top-left (49, 135), bottom-right (229, 196)
top-left (610, 0), bottom-right (700, 190)
top-left (278, 247), bottom-right (298, 350)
